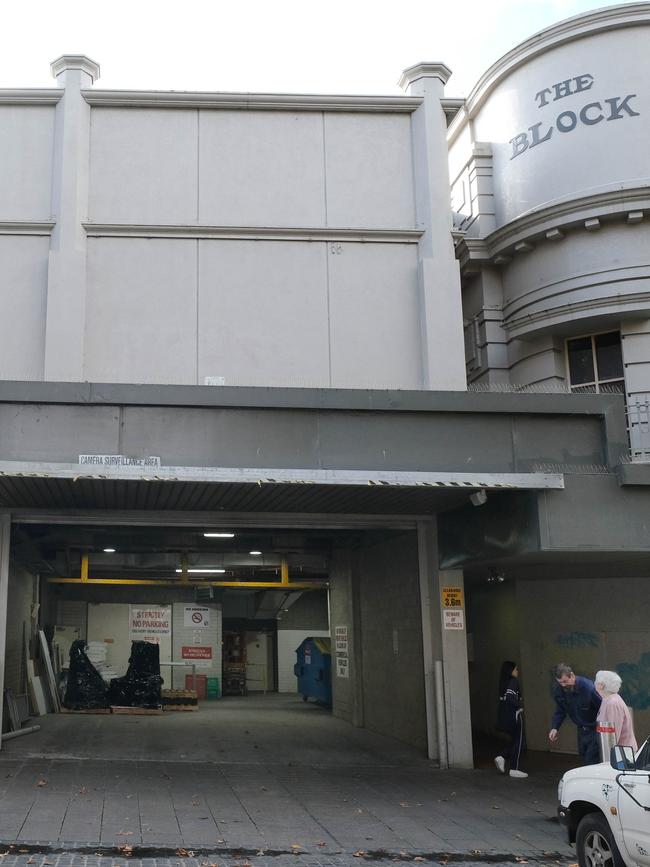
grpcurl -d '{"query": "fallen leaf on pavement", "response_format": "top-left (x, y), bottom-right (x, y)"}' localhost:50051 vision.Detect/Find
top-left (176, 849), bottom-right (188, 857)
top-left (399, 801), bottom-right (409, 807)
top-left (36, 779), bottom-right (47, 787)
top-left (353, 851), bottom-right (366, 858)
top-left (291, 844), bottom-right (302, 849)
top-left (116, 831), bottom-right (133, 836)
top-left (257, 850), bottom-right (265, 856)
top-left (414, 858), bottom-right (425, 862)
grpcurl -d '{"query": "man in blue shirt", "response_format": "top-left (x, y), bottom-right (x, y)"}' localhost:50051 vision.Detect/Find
top-left (548, 662), bottom-right (602, 764)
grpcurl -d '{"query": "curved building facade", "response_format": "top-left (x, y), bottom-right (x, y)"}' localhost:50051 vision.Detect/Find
top-left (450, 3), bottom-right (650, 422)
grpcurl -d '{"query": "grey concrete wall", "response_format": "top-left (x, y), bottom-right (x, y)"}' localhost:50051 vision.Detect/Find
top-left (0, 68), bottom-right (465, 391)
top-left (357, 532), bottom-right (427, 752)
top-left (518, 576), bottom-right (650, 753)
top-left (277, 591), bottom-right (328, 630)
top-left (0, 105), bottom-right (55, 220)
top-left (0, 397), bottom-right (612, 473)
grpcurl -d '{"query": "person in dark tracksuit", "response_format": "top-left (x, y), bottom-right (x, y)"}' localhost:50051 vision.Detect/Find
top-left (495, 660), bottom-right (527, 778)
top-left (548, 662), bottom-right (602, 765)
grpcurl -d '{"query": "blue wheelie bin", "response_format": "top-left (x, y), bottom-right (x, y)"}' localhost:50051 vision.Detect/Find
top-left (293, 637), bottom-right (332, 706)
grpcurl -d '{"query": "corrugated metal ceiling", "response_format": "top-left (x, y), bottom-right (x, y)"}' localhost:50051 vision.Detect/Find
top-left (0, 476), bottom-right (469, 514)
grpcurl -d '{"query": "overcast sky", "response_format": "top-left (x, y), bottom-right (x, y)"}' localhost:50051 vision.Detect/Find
top-left (0, 0), bottom-right (633, 96)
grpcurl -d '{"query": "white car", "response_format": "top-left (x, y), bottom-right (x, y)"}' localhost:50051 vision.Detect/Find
top-left (558, 741), bottom-right (650, 867)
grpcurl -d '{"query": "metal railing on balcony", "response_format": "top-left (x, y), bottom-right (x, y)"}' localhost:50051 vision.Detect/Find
top-left (627, 397), bottom-right (650, 462)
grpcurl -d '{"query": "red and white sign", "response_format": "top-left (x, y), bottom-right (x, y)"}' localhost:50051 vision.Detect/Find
top-left (181, 646), bottom-right (213, 660)
top-left (183, 605), bottom-right (210, 628)
top-left (129, 606), bottom-right (171, 644)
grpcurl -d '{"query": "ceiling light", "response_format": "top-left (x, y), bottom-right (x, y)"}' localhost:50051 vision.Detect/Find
top-left (103, 548), bottom-right (116, 553)
top-left (175, 568), bottom-right (226, 574)
top-left (203, 532), bottom-right (235, 538)
top-left (249, 550), bottom-right (262, 556)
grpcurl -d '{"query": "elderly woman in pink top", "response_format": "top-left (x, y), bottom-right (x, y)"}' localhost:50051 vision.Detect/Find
top-left (594, 670), bottom-right (638, 751)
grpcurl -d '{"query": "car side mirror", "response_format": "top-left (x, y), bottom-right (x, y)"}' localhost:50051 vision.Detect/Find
top-left (611, 744), bottom-right (636, 771)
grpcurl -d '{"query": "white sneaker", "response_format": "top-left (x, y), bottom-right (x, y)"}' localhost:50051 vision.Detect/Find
top-left (509, 769), bottom-right (528, 778)
top-left (494, 756), bottom-right (505, 774)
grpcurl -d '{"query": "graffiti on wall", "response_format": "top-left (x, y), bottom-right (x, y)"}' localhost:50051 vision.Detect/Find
top-left (555, 632), bottom-right (600, 649)
top-left (618, 652), bottom-right (650, 710)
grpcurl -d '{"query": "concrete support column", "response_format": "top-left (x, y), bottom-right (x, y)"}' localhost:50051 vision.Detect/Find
top-left (438, 569), bottom-right (473, 767)
top-left (417, 520), bottom-right (443, 763)
top-left (419, 547), bottom-right (473, 769)
top-left (399, 63), bottom-right (466, 390)
top-left (329, 548), bottom-right (364, 728)
top-left (0, 513), bottom-right (11, 748)
top-left (44, 55), bottom-right (100, 382)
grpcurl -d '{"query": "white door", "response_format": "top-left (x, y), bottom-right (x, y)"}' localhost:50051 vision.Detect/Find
top-left (617, 740), bottom-right (650, 866)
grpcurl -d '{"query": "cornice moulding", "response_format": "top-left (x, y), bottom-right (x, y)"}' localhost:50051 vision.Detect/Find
top-left (504, 290), bottom-right (650, 338)
top-left (82, 224), bottom-right (424, 243)
top-left (448, 2), bottom-right (650, 144)
top-left (0, 221), bottom-right (55, 235)
top-left (456, 183), bottom-right (650, 270)
top-left (0, 89), bottom-right (63, 105)
top-left (82, 89), bottom-right (423, 113)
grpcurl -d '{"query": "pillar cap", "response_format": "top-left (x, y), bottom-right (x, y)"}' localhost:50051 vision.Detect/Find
top-left (398, 62), bottom-right (452, 91)
top-left (50, 55), bottom-right (101, 83)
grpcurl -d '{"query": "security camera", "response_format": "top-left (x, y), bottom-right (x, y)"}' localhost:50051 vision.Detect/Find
top-left (469, 488), bottom-right (488, 507)
top-left (487, 567), bottom-right (505, 584)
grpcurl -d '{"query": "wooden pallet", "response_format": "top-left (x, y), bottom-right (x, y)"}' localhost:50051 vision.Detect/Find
top-left (162, 704), bottom-right (199, 712)
top-left (110, 705), bottom-right (163, 715)
top-left (61, 706), bottom-right (111, 714)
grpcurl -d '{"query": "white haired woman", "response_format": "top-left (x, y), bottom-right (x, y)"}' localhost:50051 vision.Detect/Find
top-left (594, 670), bottom-right (638, 751)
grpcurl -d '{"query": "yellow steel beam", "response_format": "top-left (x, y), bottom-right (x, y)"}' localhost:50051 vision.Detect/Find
top-left (80, 554), bottom-right (89, 583)
top-left (46, 577), bottom-right (326, 589)
top-left (281, 555), bottom-right (289, 585)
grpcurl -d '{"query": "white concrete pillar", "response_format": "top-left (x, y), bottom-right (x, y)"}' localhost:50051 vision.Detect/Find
top-left (44, 55), bottom-right (100, 382)
top-left (438, 569), bottom-right (473, 767)
top-left (0, 513), bottom-right (11, 748)
top-left (399, 63), bottom-right (466, 390)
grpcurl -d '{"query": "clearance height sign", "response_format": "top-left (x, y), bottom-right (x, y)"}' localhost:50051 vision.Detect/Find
top-left (441, 586), bottom-right (465, 630)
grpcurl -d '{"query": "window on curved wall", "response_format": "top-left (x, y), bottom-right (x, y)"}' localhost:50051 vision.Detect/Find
top-left (566, 331), bottom-right (624, 394)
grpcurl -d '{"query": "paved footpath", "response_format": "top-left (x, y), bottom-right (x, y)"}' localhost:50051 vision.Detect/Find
top-left (0, 756), bottom-right (572, 860)
top-left (0, 698), bottom-right (576, 863)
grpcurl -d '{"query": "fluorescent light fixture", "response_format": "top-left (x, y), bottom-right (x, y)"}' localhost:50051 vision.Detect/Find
top-left (103, 548), bottom-right (116, 553)
top-left (203, 532), bottom-right (235, 538)
top-left (249, 550), bottom-right (262, 556)
top-left (175, 568), bottom-right (226, 574)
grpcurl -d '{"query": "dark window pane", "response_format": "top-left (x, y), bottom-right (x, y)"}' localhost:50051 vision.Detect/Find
top-left (595, 331), bottom-right (624, 381)
top-left (567, 336), bottom-right (595, 385)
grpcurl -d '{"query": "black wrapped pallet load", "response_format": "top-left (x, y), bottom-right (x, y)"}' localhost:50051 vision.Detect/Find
top-left (62, 640), bottom-right (110, 710)
top-left (107, 641), bottom-right (163, 708)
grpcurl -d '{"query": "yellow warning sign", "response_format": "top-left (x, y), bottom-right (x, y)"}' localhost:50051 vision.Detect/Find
top-left (441, 587), bottom-right (464, 609)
